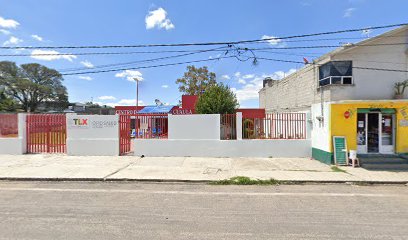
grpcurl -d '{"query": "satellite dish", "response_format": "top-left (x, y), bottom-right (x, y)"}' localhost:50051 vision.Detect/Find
top-left (155, 99), bottom-right (163, 106)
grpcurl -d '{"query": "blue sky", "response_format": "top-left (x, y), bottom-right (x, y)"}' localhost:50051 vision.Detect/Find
top-left (1, 0), bottom-right (407, 108)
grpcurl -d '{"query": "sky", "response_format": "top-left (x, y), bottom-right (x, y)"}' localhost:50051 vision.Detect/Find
top-left (1, 0), bottom-right (407, 108)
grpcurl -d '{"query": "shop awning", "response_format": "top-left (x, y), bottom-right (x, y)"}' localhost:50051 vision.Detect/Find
top-left (357, 108), bottom-right (396, 114)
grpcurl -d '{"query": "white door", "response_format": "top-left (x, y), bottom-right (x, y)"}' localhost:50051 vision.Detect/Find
top-left (379, 113), bottom-right (395, 154)
top-left (356, 113), bottom-right (367, 154)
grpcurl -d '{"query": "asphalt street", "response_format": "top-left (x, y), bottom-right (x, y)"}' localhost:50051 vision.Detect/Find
top-left (0, 182), bottom-right (407, 240)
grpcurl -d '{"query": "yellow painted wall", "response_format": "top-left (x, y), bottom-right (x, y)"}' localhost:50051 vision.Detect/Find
top-left (330, 101), bottom-right (408, 154)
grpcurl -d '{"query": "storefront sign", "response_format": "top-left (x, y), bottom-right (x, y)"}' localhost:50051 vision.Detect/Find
top-left (68, 118), bottom-right (117, 129)
top-left (115, 110), bottom-right (139, 115)
top-left (172, 109), bottom-right (193, 115)
top-left (400, 120), bottom-right (408, 127)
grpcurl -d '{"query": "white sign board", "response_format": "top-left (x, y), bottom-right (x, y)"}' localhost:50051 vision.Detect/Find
top-left (67, 115), bottom-right (119, 139)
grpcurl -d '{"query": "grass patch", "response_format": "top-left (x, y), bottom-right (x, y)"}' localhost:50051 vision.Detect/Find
top-left (331, 166), bottom-right (347, 173)
top-left (210, 176), bottom-right (280, 185)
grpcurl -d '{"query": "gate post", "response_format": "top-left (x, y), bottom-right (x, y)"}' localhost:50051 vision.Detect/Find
top-left (236, 112), bottom-right (243, 140)
top-left (18, 113), bottom-right (27, 154)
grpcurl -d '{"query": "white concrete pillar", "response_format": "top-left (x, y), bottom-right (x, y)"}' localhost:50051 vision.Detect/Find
top-left (236, 112), bottom-right (242, 140)
top-left (18, 113), bottom-right (27, 153)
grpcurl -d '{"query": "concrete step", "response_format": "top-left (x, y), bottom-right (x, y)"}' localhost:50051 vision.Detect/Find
top-left (360, 158), bottom-right (408, 165)
top-left (361, 163), bottom-right (408, 171)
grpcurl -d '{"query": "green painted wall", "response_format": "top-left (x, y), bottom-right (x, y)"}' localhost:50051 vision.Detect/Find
top-left (312, 148), bottom-right (333, 165)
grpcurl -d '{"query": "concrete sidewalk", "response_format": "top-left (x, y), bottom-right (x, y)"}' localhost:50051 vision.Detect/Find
top-left (0, 154), bottom-right (408, 183)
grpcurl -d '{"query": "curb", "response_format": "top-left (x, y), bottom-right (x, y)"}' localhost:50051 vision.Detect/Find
top-left (0, 177), bottom-right (407, 185)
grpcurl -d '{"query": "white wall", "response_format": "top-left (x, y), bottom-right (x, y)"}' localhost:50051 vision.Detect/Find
top-left (134, 139), bottom-right (311, 158)
top-left (311, 103), bottom-right (331, 152)
top-left (330, 28), bottom-right (408, 100)
top-left (66, 115), bottom-right (119, 156)
top-left (169, 114), bottom-right (220, 140)
top-left (0, 113), bottom-right (26, 155)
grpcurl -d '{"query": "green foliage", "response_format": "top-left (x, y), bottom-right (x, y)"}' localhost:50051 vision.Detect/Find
top-left (195, 83), bottom-right (239, 114)
top-left (0, 61), bottom-right (68, 112)
top-left (211, 176), bottom-right (280, 185)
top-left (394, 80), bottom-right (408, 96)
top-left (175, 65), bottom-right (216, 95)
top-left (331, 166), bottom-right (347, 173)
top-left (0, 89), bottom-right (18, 112)
top-left (243, 119), bottom-right (255, 139)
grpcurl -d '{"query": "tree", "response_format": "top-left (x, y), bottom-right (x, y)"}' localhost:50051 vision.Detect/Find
top-left (195, 83), bottom-right (239, 114)
top-left (0, 89), bottom-right (18, 112)
top-left (175, 65), bottom-right (216, 95)
top-left (0, 61), bottom-right (68, 112)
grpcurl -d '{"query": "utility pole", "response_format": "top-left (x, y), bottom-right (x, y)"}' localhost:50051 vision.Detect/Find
top-left (134, 78), bottom-right (139, 113)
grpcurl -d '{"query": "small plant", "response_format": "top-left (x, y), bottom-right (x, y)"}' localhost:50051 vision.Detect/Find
top-left (331, 166), bottom-right (347, 173)
top-left (394, 80), bottom-right (408, 99)
top-left (210, 176), bottom-right (280, 185)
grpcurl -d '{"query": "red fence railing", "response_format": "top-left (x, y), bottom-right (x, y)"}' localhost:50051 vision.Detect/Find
top-left (243, 113), bottom-right (307, 139)
top-left (119, 115), bottom-right (131, 155)
top-left (26, 114), bottom-right (66, 153)
top-left (0, 114), bottom-right (18, 138)
top-left (220, 114), bottom-right (237, 140)
top-left (133, 114), bottom-right (168, 139)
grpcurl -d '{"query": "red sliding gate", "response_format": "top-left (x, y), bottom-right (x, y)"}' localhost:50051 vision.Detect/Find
top-left (119, 115), bottom-right (131, 155)
top-left (26, 114), bottom-right (67, 153)
top-left (119, 114), bottom-right (169, 155)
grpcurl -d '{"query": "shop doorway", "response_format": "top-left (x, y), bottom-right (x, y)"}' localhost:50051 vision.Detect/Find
top-left (357, 112), bottom-right (395, 154)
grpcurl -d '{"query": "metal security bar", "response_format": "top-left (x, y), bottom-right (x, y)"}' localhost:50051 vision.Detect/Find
top-left (220, 114), bottom-right (237, 140)
top-left (243, 113), bottom-right (306, 139)
top-left (119, 115), bottom-right (131, 155)
top-left (26, 114), bottom-right (66, 153)
top-left (0, 114), bottom-right (18, 138)
top-left (133, 114), bottom-right (168, 139)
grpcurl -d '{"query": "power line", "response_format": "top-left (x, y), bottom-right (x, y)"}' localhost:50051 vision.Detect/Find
top-left (256, 57), bottom-right (408, 73)
top-left (61, 56), bottom-right (235, 76)
top-left (0, 23), bottom-right (406, 50)
top-left (2, 42), bottom-right (406, 58)
top-left (59, 47), bottom-right (227, 73)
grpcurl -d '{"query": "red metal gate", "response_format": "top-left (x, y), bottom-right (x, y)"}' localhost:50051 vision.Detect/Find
top-left (26, 114), bottom-right (67, 153)
top-left (119, 115), bottom-right (131, 155)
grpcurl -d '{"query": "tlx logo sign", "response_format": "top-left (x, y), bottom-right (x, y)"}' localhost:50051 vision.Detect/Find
top-left (73, 118), bottom-right (88, 126)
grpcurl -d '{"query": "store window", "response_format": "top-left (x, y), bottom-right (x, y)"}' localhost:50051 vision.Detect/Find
top-left (319, 61), bottom-right (353, 86)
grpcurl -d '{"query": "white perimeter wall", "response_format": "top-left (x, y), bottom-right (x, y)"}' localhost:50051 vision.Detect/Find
top-left (0, 113), bottom-right (26, 155)
top-left (169, 114), bottom-right (220, 140)
top-left (134, 139), bottom-right (311, 158)
top-left (66, 115), bottom-right (119, 156)
top-left (311, 103), bottom-right (331, 152)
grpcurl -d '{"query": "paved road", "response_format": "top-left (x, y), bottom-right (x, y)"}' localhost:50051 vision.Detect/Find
top-left (0, 182), bottom-right (407, 240)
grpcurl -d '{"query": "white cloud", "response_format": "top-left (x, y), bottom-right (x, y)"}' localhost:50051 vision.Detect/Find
top-left (98, 96), bottom-right (116, 100)
top-left (261, 35), bottom-right (282, 45)
top-left (343, 8), bottom-right (356, 18)
top-left (30, 49), bottom-right (77, 62)
top-left (80, 60), bottom-right (94, 68)
top-left (221, 74), bottom-right (230, 80)
top-left (231, 69), bottom-right (297, 103)
top-left (0, 29), bottom-right (11, 35)
top-left (238, 79), bottom-right (246, 84)
top-left (161, 85), bottom-right (169, 88)
top-left (242, 74), bottom-right (255, 79)
top-left (145, 8), bottom-right (175, 30)
top-left (115, 70), bottom-right (143, 82)
top-left (234, 72), bottom-right (241, 78)
top-left (0, 16), bottom-right (20, 29)
top-left (78, 76), bottom-right (92, 81)
top-left (31, 34), bottom-right (43, 41)
top-left (3, 36), bottom-right (23, 45)
top-left (104, 99), bottom-right (145, 107)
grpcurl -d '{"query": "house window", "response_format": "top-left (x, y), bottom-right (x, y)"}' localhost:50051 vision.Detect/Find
top-left (319, 61), bottom-right (353, 86)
